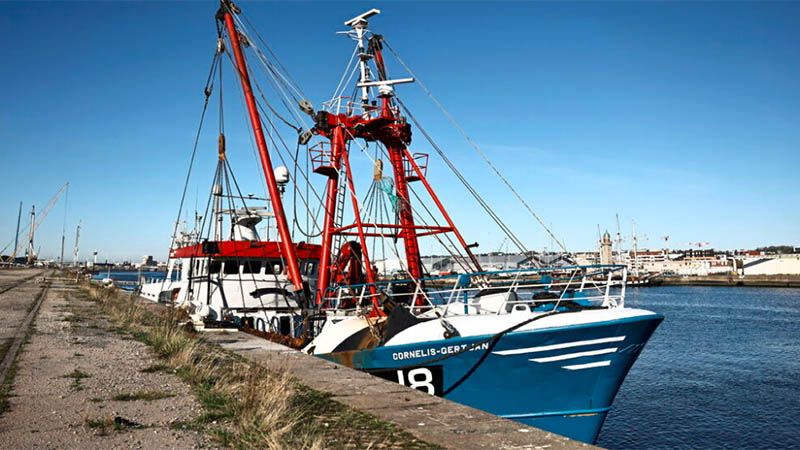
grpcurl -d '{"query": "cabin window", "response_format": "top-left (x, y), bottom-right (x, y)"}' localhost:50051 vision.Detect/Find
top-left (242, 260), bottom-right (262, 274)
top-left (303, 261), bottom-right (317, 276)
top-left (209, 260), bottom-right (222, 274)
top-left (223, 260), bottom-right (241, 275)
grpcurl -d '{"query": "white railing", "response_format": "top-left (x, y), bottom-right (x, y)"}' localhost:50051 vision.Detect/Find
top-left (319, 265), bottom-right (627, 316)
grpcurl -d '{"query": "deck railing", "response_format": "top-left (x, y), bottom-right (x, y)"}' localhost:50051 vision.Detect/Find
top-left (319, 264), bottom-right (628, 316)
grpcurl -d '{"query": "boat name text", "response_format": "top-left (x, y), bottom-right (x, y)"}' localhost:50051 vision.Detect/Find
top-left (391, 342), bottom-right (490, 361)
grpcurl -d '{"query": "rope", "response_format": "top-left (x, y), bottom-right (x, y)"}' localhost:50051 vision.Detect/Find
top-left (232, 14), bottom-right (310, 130)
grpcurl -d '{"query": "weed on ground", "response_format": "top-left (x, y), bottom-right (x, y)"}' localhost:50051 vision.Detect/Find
top-left (63, 368), bottom-right (91, 391)
top-left (111, 390), bottom-right (175, 401)
top-left (84, 415), bottom-right (143, 436)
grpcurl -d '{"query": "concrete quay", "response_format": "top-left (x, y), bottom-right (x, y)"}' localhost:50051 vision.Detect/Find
top-left (654, 274), bottom-right (800, 288)
top-left (0, 268), bottom-right (595, 449)
top-left (203, 330), bottom-right (595, 450)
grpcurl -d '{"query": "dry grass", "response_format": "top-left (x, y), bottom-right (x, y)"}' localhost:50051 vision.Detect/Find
top-left (78, 282), bottom-right (435, 450)
top-left (82, 284), bottom-right (322, 449)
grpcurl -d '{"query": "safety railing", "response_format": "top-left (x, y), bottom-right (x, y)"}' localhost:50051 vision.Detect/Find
top-left (309, 142), bottom-right (338, 178)
top-left (318, 264), bottom-right (628, 316)
top-left (404, 152), bottom-right (429, 181)
top-left (322, 96), bottom-right (381, 118)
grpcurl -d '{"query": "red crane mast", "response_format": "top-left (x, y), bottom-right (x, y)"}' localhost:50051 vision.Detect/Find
top-left (218, 1), bottom-right (304, 293)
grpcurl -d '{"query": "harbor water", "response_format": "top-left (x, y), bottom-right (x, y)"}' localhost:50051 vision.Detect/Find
top-left (92, 271), bottom-right (170, 290)
top-left (598, 286), bottom-right (800, 449)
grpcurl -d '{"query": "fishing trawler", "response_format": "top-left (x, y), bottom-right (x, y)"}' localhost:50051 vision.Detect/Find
top-left (144, 2), bottom-right (662, 444)
top-left (295, 9), bottom-right (663, 444)
top-left (138, 11), bottom-right (320, 334)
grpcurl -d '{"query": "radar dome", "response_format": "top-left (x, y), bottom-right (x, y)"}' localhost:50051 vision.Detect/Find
top-left (274, 166), bottom-right (290, 184)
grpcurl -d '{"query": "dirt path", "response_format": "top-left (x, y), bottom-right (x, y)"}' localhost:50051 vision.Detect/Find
top-left (0, 278), bottom-right (215, 449)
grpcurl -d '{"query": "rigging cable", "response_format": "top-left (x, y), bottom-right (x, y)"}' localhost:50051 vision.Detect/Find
top-left (362, 138), bottom-right (476, 274)
top-left (156, 47), bottom-right (221, 300)
top-left (237, 13), bottom-right (307, 103)
top-left (220, 46), bottom-right (326, 236)
top-left (232, 14), bottom-right (310, 129)
top-left (395, 96), bottom-right (529, 256)
top-left (383, 40), bottom-right (568, 254)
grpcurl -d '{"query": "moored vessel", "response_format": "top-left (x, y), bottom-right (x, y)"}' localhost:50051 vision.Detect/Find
top-left (142, 3), bottom-right (662, 444)
top-left (295, 9), bottom-right (663, 443)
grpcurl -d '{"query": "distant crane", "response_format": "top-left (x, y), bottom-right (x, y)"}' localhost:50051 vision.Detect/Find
top-left (59, 185), bottom-right (69, 267)
top-left (6, 182), bottom-right (71, 265)
top-left (661, 235), bottom-right (670, 253)
top-left (13, 202), bottom-right (21, 260)
top-left (685, 242), bottom-right (711, 257)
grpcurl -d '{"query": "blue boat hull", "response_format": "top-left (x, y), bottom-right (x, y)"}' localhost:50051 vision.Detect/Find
top-left (320, 313), bottom-right (663, 444)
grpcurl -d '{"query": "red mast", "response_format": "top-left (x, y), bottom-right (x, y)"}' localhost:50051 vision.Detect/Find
top-left (219, 1), bottom-right (304, 293)
top-left (311, 10), bottom-right (481, 308)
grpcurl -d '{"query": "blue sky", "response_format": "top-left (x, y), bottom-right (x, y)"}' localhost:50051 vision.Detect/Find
top-left (1, 1), bottom-right (798, 261)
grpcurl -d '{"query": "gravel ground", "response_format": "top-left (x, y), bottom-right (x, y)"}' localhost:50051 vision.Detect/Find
top-left (0, 277), bottom-right (217, 449)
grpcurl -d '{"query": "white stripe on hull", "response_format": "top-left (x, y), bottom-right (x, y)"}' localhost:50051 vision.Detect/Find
top-left (562, 360), bottom-right (611, 370)
top-left (530, 347), bottom-right (618, 363)
top-left (493, 336), bottom-right (626, 356)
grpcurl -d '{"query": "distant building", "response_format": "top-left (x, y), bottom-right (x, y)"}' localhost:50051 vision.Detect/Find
top-left (599, 231), bottom-right (613, 265)
top-left (741, 254), bottom-right (800, 276)
top-left (418, 251), bottom-right (574, 275)
top-left (136, 255), bottom-right (157, 269)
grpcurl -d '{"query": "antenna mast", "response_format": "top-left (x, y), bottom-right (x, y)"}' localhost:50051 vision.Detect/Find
top-left (59, 184), bottom-right (69, 268)
top-left (615, 213), bottom-right (623, 265)
top-left (73, 221), bottom-right (81, 267)
top-left (309, 10), bottom-right (482, 309)
top-left (27, 206), bottom-right (35, 265)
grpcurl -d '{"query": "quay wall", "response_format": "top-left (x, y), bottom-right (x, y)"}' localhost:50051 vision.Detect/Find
top-left (654, 274), bottom-right (800, 288)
